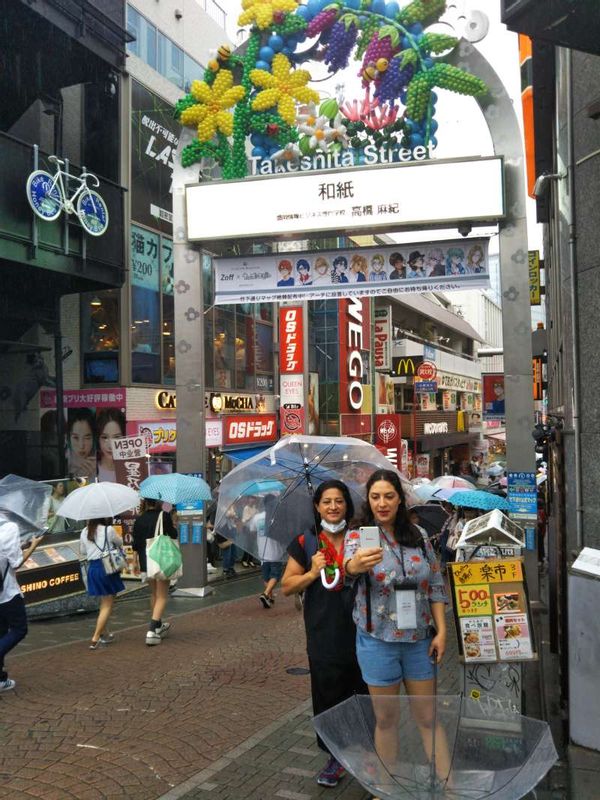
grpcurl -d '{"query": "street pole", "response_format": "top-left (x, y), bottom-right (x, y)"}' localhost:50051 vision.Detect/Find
top-left (170, 130), bottom-right (212, 598)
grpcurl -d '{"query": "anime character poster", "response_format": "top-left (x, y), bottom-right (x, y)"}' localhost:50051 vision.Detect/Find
top-left (482, 374), bottom-right (505, 420)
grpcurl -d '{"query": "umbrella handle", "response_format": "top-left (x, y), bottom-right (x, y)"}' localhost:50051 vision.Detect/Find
top-left (320, 567), bottom-right (340, 590)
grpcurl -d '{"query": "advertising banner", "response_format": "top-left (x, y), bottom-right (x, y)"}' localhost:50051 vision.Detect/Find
top-left (280, 373), bottom-right (305, 437)
top-left (214, 238), bottom-right (490, 304)
top-left (308, 372), bottom-right (320, 435)
top-left (339, 297), bottom-right (371, 415)
top-left (507, 471), bottom-right (537, 519)
top-left (280, 407), bottom-right (305, 436)
top-left (131, 225), bottom-right (160, 291)
top-left (375, 414), bottom-right (402, 469)
top-left (131, 80), bottom-right (181, 234)
top-left (126, 420), bottom-right (176, 454)
top-left (278, 306), bottom-right (304, 374)
top-left (442, 391), bottom-right (457, 411)
top-left (376, 374), bottom-right (395, 414)
top-left (483, 373), bottom-right (505, 420)
top-left (223, 414), bottom-right (277, 446)
top-left (188, 157), bottom-right (504, 243)
top-left (529, 250), bottom-right (541, 306)
top-left (112, 435), bottom-right (149, 491)
top-left (374, 307), bottom-right (392, 372)
top-left (449, 558), bottom-right (536, 663)
top-left (416, 454), bottom-right (430, 478)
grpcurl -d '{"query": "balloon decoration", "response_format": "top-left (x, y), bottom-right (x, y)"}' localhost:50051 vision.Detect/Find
top-left (175, 0), bottom-right (488, 179)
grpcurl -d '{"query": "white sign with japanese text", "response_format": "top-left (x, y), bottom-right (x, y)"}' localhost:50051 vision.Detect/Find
top-left (213, 238), bottom-right (490, 305)
top-left (187, 157), bottom-right (504, 242)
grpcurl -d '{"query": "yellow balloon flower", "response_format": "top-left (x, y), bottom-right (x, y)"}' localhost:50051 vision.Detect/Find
top-left (250, 54), bottom-right (319, 126)
top-left (238, 0), bottom-right (298, 30)
top-left (180, 70), bottom-right (245, 142)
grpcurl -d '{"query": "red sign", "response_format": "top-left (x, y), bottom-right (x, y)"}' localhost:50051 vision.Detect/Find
top-left (416, 361), bottom-right (437, 381)
top-left (375, 414), bottom-right (402, 469)
top-left (338, 297), bottom-right (371, 414)
top-left (279, 307), bottom-right (304, 374)
top-left (280, 407), bottom-right (305, 436)
top-left (223, 414), bottom-right (277, 445)
top-left (41, 388), bottom-right (126, 408)
top-left (126, 420), bottom-right (176, 454)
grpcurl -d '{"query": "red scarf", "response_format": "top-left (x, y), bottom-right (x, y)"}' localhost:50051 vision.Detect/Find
top-left (319, 531), bottom-right (345, 591)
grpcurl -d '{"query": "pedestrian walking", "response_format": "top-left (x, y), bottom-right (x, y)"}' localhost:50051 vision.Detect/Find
top-left (253, 495), bottom-right (285, 608)
top-left (0, 522), bottom-right (43, 690)
top-left (344, 469), bottom-right (450, 793)
top-left (281, 479), bottom-right (367, 788)
top-left (79, 517), bottom-right (125, 649)
top-left (132, 499), bottom-right (177, 646)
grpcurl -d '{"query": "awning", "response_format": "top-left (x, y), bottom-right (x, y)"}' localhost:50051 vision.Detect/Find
top-left (486, 430), bottom-right (506, 441)
top-left (224, 446), bottom-right (271, 463)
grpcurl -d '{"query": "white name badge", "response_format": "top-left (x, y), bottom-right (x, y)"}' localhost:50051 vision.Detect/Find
top-left (395, 588), bottom-right (418, 630)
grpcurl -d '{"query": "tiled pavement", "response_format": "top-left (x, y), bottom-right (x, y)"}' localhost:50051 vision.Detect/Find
top-left (0, 572), bottom-right (565, 800)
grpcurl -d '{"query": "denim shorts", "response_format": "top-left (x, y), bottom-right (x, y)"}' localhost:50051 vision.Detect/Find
top-left (261, 561), bottom-right (284, 581)
top-left (356, 629), bottom-right (434, 686)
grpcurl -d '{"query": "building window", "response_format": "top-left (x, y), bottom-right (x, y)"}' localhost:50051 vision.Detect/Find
top-left (127, 5), bottom-right (204, 92)
top-left (161, 237), bottom-right (175, 384)
top-left (81, 290), bottom-right (120, 384)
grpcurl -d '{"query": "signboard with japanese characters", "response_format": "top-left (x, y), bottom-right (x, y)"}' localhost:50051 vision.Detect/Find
top-left (131, 80), bottom-right (181, 234)
top-left (127, 420), bottom-right (176, 454)
top-left (375, 414), bottom-right (402, 469)
top-left (131, 225), bottom-right (160, 291)
top-left (280, 374), bottom-right (305, 437)
top-left (449, 558), bottom-right (536, 664)
top-left (188, 157), bottom-right (504, 244)
top-left (213, 237), bottom-right (490, 305)
top-left (112, 435), bottom-right (149, 491)
top-left (529, 250), bottom-right (541, 306)
top-left (222, 414), bottom-right (277, 446)
top-left (278, 307), bottom-right (304, 374)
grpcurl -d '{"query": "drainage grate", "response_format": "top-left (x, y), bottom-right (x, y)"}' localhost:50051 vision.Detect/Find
top-left (286, 667), bottom-right (310, 676)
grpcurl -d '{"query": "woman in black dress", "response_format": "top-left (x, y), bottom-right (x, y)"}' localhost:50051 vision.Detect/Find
top-left (281, 479), bottom-right (366, 789)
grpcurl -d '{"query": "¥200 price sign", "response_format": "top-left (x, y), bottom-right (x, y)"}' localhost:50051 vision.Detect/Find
top-left (455, 583), bottom-right (492, 616)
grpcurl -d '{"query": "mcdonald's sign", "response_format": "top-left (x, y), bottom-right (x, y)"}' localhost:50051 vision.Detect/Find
top-left (391, 356), bottom-right (423, 377)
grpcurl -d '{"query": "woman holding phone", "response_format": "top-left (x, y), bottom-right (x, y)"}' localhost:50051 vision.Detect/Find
top-left (344, 469), bottom-right (450, 792)
top-left (281, 480), bottom-right (367, 789)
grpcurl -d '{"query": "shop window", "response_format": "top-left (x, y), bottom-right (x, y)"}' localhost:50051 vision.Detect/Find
top-left (131, 226), bottom-right (161, 384)
top-left (81, 291), bottom-right (120, 384)
top-left (214, 307), bottom-right (235, 389)
top-left (184, 53), bottom-right (205, 93)
top-left (158, 32), bottom-right (184, 89)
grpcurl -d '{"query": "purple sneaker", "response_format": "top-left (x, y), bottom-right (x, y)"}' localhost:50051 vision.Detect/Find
top-left (316, 756), bottom-right (346, 787)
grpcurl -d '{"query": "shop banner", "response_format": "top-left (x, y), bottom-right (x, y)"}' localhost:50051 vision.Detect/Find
top-left (339, 296), bottom-right (371, 414)
top-left (401, 439), bottom-right (409, 474)
top-left (278, 306), bottom-right (304, 374)
top-left (205, 418), bottom-right (223, 448)
top-left (374, 307), bottom-right (392, 372)
top-left (112, 435), bottom-right (149, 491)
top-left (507, 471), bottom-right (537, 519)
top-left (222, 414), bottom-right (277, 446)
top-left (436, 372), bottom-right (482, 392)
top-left (213, 238), bottom-right (490, 304)
top-left (376, 374), bottom-right (395, 414)
top-left (375, 414), bottom-right (402, 469)
top-left (529, 250), bottom-right (541, 306)
top-left (280, 373), bottom-right (305, 437)
top-left (127, 420), bottom-right (176, 454)
top-left (308, 372), bottom-right (319, 435)
top-left (280, 407), bottom-right (305, 436)
top-left (449, 558), bottom-right (536, 663)
top-left (442, 391), bottom-right (457, 411)
top-left (131, 225), bottom-right (160, 291)
top-left (416, 454), bottom-right (430, 478)
top-left (483, 373), bottom-right (505, 420)
top-left (41, 388), bottom-right (126, 408)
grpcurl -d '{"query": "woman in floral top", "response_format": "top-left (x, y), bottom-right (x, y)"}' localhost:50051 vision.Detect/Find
top-left (344, 469), bottom-right (450, 790)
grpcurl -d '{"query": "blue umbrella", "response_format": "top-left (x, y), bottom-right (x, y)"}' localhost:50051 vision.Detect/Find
top-left (447, 489), bottom-right (511, 512)
top-left (139, 473), bottom-right (212, 505)
top-left (237, 479), bottom-right (286, 496)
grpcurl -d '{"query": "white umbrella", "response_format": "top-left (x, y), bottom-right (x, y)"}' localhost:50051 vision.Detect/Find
top-left (56, 482), bottom-right (139, 520)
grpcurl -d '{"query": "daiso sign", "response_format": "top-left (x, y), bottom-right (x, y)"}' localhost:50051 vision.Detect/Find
top-left (339, 297), bottom-right (371, 414)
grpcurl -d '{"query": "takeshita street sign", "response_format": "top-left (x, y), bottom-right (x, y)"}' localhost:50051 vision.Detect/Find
top-left (186, 156), bottom-right (504, 242)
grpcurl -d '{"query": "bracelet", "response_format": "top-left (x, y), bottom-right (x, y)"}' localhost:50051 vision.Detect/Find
top-left (344, 557), bottom-right (353, 576)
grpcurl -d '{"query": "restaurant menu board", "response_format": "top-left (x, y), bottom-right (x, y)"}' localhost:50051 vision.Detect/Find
top-left (449, 559), bottom-right (536, 663)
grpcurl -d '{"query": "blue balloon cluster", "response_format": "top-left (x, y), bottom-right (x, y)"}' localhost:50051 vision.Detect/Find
top-left (250, 133), bottom-right (279, 159)
top-left (403, 90), bottom-right (439, 151)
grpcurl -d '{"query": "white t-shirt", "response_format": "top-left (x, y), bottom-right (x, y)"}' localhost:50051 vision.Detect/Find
top-left (79, 525), bottom-right (123, 561)
top-left (249, 512), bottom-right (285, 563)
top-left (0, 521), bottom-right (24, 604)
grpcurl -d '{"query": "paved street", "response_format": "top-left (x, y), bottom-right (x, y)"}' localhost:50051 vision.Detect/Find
top-left (0, 575), bottom-right (463, 800)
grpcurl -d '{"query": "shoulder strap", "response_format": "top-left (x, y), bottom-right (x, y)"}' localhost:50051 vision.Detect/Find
top-left (301, 529), bottom-right (319, 561)
top-left (93, 526), bottom-right (109, 554)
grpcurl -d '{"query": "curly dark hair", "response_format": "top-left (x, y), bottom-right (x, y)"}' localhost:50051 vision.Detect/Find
top-left (313, 479), bottom-right (355, 525)
top-left (354, 469), bottom-right (424, 549)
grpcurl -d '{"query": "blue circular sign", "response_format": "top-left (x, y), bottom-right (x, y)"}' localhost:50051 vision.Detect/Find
top-left (26, 170), bottom-right (62, 221)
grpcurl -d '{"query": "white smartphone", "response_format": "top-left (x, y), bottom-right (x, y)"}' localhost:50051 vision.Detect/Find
top-left (359, 526), bottom-right (381, 549)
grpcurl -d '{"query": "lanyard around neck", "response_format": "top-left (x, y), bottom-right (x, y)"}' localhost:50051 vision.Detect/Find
top-left (378, 527), bottom-right (407, 578)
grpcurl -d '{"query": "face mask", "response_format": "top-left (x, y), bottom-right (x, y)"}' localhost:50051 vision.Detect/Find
top-left (321, 519), bottom-right (347, 534)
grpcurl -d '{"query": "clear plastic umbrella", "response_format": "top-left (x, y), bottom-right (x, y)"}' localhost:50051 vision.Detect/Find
top-left (314, 693), bottom-right (558, 800)
top-left (432, 476), bottom-right (477, 490)
top-left (214, 435), bottom-right (418, 560)
top-left (0, 475), bottom-right (52, 541)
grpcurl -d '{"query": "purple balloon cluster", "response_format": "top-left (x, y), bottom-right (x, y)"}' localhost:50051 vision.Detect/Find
top-left (324, 20), bottom-right (359, 72)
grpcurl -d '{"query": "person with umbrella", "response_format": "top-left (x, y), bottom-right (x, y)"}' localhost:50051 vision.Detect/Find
top-left (132, 499), bottom-right (178, 646)
top-left (344, 469), bottom-right (451, 789)
top-left (281, 480), bottom-right (367, 789)
top-left (80, 516), bottom-right (126, 649)
top-left (0, 523), bottom-right (44, 691)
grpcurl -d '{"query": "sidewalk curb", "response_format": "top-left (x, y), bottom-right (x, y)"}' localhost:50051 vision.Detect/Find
top-left (156, 700), bottom-right (313, 800)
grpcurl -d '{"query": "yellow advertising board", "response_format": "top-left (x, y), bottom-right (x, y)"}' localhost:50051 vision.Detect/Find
top-left (529, 250), bottom-right (541, 305)
top-left (449, 559), bottom-right (536, 663)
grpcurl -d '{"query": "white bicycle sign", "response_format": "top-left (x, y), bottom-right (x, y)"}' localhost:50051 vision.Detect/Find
top-left (26, 155), bottom-right (109, 236)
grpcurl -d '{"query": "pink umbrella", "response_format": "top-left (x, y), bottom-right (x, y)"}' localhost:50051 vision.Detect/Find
top-left (431, 475), bottom-right (476, 489)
